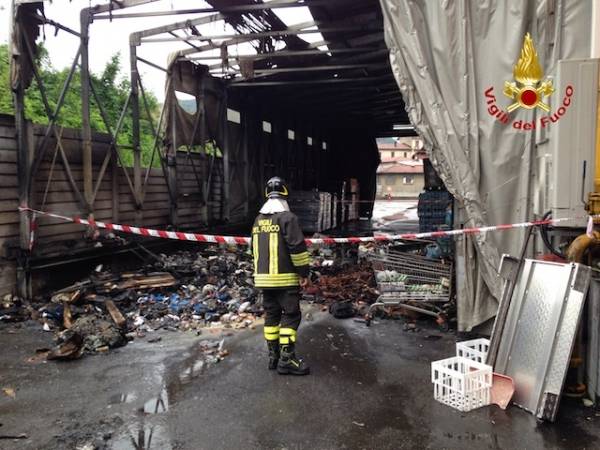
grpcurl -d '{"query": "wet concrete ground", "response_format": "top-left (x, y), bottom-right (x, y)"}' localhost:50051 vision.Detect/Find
top-left (1, 307), bottom-right (600, 449)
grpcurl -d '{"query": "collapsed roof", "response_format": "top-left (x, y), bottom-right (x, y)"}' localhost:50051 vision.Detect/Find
top-left (153, 0), bottom-right (411, 138)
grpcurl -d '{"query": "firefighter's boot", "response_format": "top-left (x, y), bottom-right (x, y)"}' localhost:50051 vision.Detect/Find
top-left (267, 341), bottom-right (280, 370)
top-left (277, 343), bottom-right (310, 375)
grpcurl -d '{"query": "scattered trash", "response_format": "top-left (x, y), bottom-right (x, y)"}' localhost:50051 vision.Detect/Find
top-left (352, 421), bottom-right (365, 427)
top-left (0, 294), bottom-right (32, 322)
top-left (329, 301), bottom-right (356, 319)
top-left (75, 442), bottom-right (96, 450)
top-left (424, 334), bottom-right (442, 340)
top-left (305, 254), bottom-right (379, 320)
top-left (490, 373), bottom-right (515, 410)
top-left (2, 388), bottom-right (16, 399)
top-left (47, 331), bottom-right (84, 361)
top-left (8, 242), bottom-right (456, 367)
top-left (403, 322), bottom-right (419, 332)
top-left (8, 246), bottom-right (261, 360)
top-left (0, 434), bottom-right (28, 440)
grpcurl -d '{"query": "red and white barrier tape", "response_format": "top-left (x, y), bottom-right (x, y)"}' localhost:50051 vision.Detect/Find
top-left (17, 207), bottom-right (596, 246)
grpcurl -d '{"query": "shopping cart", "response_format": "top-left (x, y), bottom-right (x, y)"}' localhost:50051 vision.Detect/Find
top-left (366, 248), bottom-right (453, 325)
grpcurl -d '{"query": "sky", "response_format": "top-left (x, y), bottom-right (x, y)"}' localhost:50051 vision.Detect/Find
top-left (0, 0), bottom-right (324, 102)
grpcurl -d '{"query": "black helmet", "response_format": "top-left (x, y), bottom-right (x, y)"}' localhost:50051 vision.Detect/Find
top-left (265, 176), bottom-right (289, 199)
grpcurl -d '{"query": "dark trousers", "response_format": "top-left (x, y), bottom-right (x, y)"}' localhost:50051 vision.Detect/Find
top-left (262, 288), bottom-right (302, 330)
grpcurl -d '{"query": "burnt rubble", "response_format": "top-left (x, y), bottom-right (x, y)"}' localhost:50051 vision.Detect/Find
top-left (3, 246), bottom-right (261, 360)
top-left (0, 243), bottom-right (452, 361)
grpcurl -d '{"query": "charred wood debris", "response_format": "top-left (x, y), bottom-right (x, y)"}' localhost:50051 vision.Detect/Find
top-left (0, 243), bottom-right (451, 361)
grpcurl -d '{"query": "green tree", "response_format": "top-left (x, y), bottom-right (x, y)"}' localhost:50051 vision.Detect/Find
top-left (0, 45), bottom-right (12, 114)
top-left (0, 43), bottom-right (160, 167)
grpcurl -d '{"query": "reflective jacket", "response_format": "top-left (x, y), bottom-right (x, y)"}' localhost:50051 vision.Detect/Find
top-left (251, 211), bottom-right (310, 288)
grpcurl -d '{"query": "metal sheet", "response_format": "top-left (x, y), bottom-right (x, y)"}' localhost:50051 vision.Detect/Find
top-left (586, 278), bottom-right (600, 402)
top-left (486, 254), bottom-right (520, 367)
top-left (493, 259), bottom-right (590, 421)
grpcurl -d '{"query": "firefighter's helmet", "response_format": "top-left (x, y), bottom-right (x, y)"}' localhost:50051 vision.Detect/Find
top-left (265, 177), bottom-right (289, 199)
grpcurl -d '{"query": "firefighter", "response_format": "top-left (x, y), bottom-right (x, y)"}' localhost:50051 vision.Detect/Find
top-left (251, 177), bottom-right (310, 375)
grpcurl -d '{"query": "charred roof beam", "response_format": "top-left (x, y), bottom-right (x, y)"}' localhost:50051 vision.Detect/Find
top-left (228, 74), bottom-right (392, 87)
top-left (218, 62), bottom-right (388, 81)
top-left (188, 47), bottom-right (379, 63)
top-left (140, 25), bottom-right (383, 44)
top-left (93, 0), bottom-right (344, 20)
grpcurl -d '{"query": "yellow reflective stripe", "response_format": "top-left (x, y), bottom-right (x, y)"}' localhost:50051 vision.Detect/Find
top-left (254, 272), bottom-right (300, 287)
top-left (291, 259), bottom-right (310, 267)
top-left (291, 252), bottom-right (310, 266)
top-left (291, 257), bottom-right (310, 265)
top-left (269, 232), bottom-right (279, 275)
top-left (264, 325), bottom-right (280, 341)
top-left (252, 235), bottom-right (259, 272)
top-left (280, 328), bottom-right (297, 343)
top-left (254, 273), bottom-right (299, 282)
top-left (255, 281), bottom-right (300, 288)
top-left (279, 337), bottom-right (290, 344)
top-left (254, 281), bottom-right (299, 287)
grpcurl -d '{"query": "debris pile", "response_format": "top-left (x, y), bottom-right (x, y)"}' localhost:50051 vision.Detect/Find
top-left (305, 255), bottom-right (379, 318)
top-left (0, 294), bottom-right (31, 322)
top-left (0, 241), bottom-right (456, 356)
top-left (5, 247), bottom-right (261, 360)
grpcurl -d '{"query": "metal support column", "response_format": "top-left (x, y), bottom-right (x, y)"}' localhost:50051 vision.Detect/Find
top-left (80, 9), bottom-right (93, 211)
top-left (242, 107), bottom-right (250, 219)
top-left (15, 82), bottom-right (32, 299)
top-left (199, 78), bottom-right (208, 225)
top-left (168, 95), bottom-right (178, 226)
top-left (222, 91), bottom-right (231, 221)
top-left (111, 153), bottom-right (120, 222)
top-left (130, 43), bottom-right (143, 221)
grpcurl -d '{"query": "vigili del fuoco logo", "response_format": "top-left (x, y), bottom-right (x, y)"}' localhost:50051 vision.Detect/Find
top-left (484, 33), bottom-right (573, 130)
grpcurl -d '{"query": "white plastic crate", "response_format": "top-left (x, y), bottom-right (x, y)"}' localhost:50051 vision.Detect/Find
top-left (456, 338), bottom-right (490, 364)
top-left (431, 356), bottom-right (492, 412)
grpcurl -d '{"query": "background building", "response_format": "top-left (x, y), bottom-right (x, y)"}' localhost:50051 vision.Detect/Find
top-left (377, 137), bottom-right (423, 160)
top-left (376, 137), bottom-right (424, 199)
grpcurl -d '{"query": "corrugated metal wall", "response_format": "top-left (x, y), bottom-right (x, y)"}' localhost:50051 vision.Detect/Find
top-left (0, 116), bottom-right (19, 295)
top-left (0, 117), bottom-right (230, 296)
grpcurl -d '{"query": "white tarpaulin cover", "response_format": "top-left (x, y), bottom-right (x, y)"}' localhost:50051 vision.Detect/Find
top-left (380, 0), bottom-right (592, 330)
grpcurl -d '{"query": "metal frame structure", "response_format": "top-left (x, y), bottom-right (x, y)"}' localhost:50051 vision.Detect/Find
top-left (9, 0), bottom-right (412, 297)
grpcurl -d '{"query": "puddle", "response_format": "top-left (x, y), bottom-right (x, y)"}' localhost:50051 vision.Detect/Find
top-left (109, 392), bottom-right (137, 405)
top-left (110, 339), bottom-right (228, 449)
top-left (143, 389), bottom-right (169, 415)
top-left (178, 358), bottom-right (206, 384)
top-left (164, 338), bottom-right (226, 398)
top-left (111, 422), bottom-right (172, 450)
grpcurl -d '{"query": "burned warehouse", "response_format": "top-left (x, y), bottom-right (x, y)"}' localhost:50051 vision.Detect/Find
top-left (1, 0), bottom-right (600, 449)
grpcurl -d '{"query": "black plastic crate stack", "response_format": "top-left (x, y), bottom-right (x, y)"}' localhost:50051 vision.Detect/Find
top-left (417, 190), bottom-right (453, 233)
top-left (287, 190), bottom-right (332, 233)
